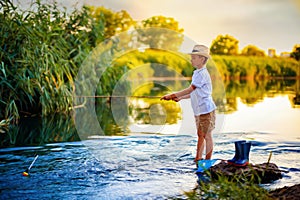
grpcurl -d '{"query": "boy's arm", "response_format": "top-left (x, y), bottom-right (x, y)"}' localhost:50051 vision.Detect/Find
top-left (177, 94), bottom-right (190, 101)
top-left (174, 85), bottom-right (195, 97)
top-left (161, 85), bottom-right (195, 101)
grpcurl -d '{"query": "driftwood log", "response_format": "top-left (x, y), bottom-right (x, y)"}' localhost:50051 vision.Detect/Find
top-left (209, 161), bottom-right (283, 184)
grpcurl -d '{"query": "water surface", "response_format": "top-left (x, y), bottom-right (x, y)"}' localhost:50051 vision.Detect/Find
top-left (1, 78), bottom-right (300, 199)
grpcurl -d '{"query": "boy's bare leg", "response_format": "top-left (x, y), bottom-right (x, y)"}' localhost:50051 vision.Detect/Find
top-left (205, 131), bottom-right (213, 159)
top-left (195, 130), bottom-right (205, 162)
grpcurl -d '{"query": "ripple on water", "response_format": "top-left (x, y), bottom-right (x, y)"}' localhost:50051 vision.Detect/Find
top-left (0, 132), bottom-right (300, 199)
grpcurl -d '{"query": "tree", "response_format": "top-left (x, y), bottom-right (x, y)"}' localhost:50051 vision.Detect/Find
top-left (291, 44), bottom-right (300, 61)
top-left (136, 15), bottom-right (184, 51)
top-left (210, 34), bottom-right (239, 55)
top-left (140, 15), bottom-right (184, 32)
top-left (241, 45), bottom-right (265, 57)
top-left (87, 6), bottom-right (135, 39)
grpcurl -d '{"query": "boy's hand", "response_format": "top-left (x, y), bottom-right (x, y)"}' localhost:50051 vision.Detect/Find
top-left (160, 94), bottom-right (176, 101)
top-left (160, 94), bottom-right (172, 100)
top-left (172, 96), bottom-right (180, 102)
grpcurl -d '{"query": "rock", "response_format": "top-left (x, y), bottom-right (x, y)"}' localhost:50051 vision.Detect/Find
top-left (209, 161), bottom-right (283, 184)
top-left (201, 161), bottom-right (300, 199)
top-left (269, 184), bottom-right (300, 200)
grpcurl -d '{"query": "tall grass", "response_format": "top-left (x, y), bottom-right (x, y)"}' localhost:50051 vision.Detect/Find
top-left (0, 0), bottom-right (114, 146)
top-left (0, 0), bottom-right (105, 118)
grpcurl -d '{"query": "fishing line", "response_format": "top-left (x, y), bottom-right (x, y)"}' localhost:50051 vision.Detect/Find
top-left (72, 95), bottom-right (162, 98)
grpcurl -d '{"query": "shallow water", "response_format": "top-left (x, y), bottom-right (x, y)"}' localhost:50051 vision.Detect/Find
top-left (1, 94), bottom-right (300, 199)
top-left (1, 131), bottom-right (300, 199)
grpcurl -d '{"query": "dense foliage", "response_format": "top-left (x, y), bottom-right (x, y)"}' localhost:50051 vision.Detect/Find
top-left (87, 6), bottom-right (134, 39)
top-left (212, 55), bottom-right (299, 79)
top-left (0, 0), bottom-right (104, 122)
top-left (241, 45), bottom-right (266, 57)
top-left (210, 34), bottom-right (239, 55)
top-left (291, 44), bottom-right (300, 61)
top-left (0, 0), bottom-right (187, 145)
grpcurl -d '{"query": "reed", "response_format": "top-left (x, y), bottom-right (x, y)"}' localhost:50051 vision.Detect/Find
top-left (0, 0), bottom-right (135, 146)
top-left (0, 0), bottom-right (110, 144)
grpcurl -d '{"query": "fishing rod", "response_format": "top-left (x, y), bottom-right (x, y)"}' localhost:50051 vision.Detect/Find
top-left (22, 155), bottom-right (39, 176)
top-left (72, 95), bottom-right (163, 99)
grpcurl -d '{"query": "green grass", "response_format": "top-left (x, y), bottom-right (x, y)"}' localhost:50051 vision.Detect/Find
top-left (184, 173), bottom-right (272, 200)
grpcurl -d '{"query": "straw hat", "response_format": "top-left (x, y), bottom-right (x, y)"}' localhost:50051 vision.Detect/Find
top-left (189, 45), bottom-right (210, 58)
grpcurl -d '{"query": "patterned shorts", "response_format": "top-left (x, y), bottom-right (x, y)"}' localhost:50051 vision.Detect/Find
top-left (195, 110), bottom-right (216, 134)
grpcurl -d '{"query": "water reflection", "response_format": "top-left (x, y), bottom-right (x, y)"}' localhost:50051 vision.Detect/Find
top-left (290, 93), bottom-right (300, 108)
top-left (222, 95), bottom-right (300, 138)
top-left (223, 78), bottom-right (300, 112)
top-left (2, 78), bottom-right (299, 146)
top-left (1, 114), bottom-right (79, 147)
top-left (129, 98), bottom-right (181, 125)
top-left (127, 78), bottom-right (300, 137)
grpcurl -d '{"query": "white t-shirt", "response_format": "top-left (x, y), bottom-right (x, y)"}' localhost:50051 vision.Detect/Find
top-left (190, 66), bottom-right (216, 116)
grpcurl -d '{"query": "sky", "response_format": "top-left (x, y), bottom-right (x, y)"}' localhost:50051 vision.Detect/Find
top-left (15, 0), bottom-right (300, 54)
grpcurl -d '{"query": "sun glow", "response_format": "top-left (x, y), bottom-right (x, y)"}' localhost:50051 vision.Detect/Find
top-left (221, 95), bottom-right (300, 138)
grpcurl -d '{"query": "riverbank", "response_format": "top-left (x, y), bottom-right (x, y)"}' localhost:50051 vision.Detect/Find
top-left (191, 161), bottom-right (300, 199)
top-left (269, 183), bottom-right (300, 199)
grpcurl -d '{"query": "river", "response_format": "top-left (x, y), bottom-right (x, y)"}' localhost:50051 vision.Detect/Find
top-left (1, 79), bottom-right (300, 199)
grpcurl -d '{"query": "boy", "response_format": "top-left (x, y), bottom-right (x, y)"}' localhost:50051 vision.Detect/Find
top-left (161, 44), bottom-right (216, 163)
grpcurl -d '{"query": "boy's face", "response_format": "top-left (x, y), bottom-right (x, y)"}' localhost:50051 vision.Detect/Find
top-left (191, 54), bottom-right (205, 68)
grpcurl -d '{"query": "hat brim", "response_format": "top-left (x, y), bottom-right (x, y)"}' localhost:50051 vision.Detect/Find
top-left (188, 52), bottom-right (210, 58)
